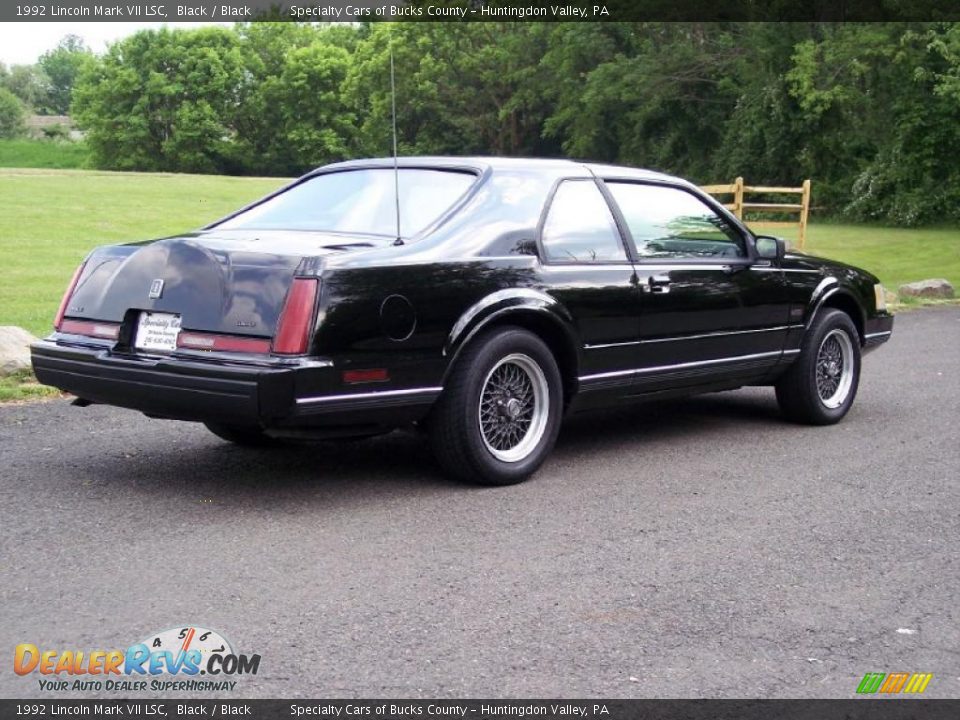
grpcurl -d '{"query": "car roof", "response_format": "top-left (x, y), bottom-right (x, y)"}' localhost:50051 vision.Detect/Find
top-left (317, 156), bottom-right (688, 186)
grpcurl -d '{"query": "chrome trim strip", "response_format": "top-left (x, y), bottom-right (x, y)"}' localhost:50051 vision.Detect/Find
top-left (296, 386), bottom-right (443, 406)
top-left (751, 267), bottom-right (821, 273)
top-left (864, 331), bottom-right (892, 340)
top-left (578, 350), bottom-right (786, 382)
top-left (584, 324), bottom-right (803, 350)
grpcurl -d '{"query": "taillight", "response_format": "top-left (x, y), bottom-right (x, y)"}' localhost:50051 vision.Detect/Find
top-left (54, 262), bottom-right (86, 330)
top-left (58, 319), bottom-right (120, 340)
top-left (272, 278), bottom-right (319, 355)
top-left (178, 332), bottom-right (271, 354)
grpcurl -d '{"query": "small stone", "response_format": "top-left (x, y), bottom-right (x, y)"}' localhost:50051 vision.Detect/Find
top-left (896, 628), bottom-right (916, 635)
top-left (0, 326), bottom-right (39, 376)
top-left (897, 278), bottom-right (955, 299)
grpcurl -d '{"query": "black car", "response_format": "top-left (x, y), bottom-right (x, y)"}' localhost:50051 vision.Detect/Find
top-left (32, 157), bottom-right (893, 485)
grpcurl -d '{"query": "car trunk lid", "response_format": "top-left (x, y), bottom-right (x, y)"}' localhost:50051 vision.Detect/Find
top-left (63, 230), bottom-right (383, 340)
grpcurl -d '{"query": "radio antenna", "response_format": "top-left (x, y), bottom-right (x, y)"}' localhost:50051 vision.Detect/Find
top-left (390, 43), bottom-right (402, 246)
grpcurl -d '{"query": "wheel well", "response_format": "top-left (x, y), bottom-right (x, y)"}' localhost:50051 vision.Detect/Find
top-left (469, 312), bottom-right (579, 408)
top-left (820, 293), bottom-right (865, 343)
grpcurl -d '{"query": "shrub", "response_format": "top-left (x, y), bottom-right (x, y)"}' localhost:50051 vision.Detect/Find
top-left (0, 87), bottom-right (26, 138)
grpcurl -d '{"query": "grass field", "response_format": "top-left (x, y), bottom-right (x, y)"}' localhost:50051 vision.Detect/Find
top-left (0, 370), bottom-right (60, 402)
top-left (0, 168), bottom-right (958, 339)
top-left (0, 139), bottom-right (91, 169)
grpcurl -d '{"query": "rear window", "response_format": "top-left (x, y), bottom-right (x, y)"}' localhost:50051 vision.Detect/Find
top-left (216, 168), bottom-right (476, 238)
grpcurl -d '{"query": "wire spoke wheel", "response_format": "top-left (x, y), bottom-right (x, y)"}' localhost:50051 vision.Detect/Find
top-left (815, 328), bottom-right (855, 409)
top-left (478, 353), bottom-right (549, 463)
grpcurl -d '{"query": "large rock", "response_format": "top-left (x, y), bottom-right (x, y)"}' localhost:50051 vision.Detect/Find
top-left (898, 278), bottom-right (955, 299)
top-left (0, 326), bottom-right (38, 376)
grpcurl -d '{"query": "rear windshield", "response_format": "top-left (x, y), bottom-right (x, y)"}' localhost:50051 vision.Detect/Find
top-left (215, 168), bottom-right (476, 238)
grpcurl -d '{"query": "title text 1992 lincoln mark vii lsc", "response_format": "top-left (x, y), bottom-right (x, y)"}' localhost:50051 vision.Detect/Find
top-left (31, 158), bottom-right (893, 485)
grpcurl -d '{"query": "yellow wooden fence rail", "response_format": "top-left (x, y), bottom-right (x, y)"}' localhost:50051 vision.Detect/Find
top-left (700, 177), bottom-right (811, 250)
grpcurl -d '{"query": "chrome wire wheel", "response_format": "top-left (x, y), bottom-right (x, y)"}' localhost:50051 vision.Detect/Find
top-left (478, 353), bottom-right (549, 463)
top-left (816, 328), bottom-right (855, 409)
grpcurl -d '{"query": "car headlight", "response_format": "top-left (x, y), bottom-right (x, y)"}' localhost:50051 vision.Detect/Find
top-left (874, 283), bottom-right (887, 312)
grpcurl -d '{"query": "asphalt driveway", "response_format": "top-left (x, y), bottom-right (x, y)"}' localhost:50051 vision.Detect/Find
top-left (1, 306), bottom-right (957, 698)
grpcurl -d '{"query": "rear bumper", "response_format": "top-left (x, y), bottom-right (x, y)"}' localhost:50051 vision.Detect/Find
top-left (30, 339), bottom-right (440, 428)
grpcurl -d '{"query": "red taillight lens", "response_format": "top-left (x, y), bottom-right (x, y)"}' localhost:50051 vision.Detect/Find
top-left (177, 332), bottom-right (271, 354)
top-left (58, 319), bottom-right (120, 340)
top-left (272, 278), bottom-right (319, 355)
top-left (54, 262), bottom-right (86, 331)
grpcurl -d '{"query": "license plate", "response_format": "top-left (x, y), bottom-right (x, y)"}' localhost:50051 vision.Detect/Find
top-left (134, 312), bottom-right (182, 352)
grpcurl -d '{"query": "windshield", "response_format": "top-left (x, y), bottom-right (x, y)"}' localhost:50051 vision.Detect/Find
top-left (215, 168), bottom-right (476, 238)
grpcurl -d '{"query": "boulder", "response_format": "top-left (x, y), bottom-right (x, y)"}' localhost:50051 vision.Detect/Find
top-left (0, 326), bottom-right (38, 376)
top-left (898, 278), bottom-right (955, 299)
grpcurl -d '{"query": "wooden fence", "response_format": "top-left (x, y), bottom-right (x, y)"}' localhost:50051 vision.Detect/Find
top-left (700, 177), bottom-right (811, 250)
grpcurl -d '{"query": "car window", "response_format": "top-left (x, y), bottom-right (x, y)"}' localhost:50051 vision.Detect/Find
top-left (541, 181), bottom-right (626, 263)
top-left (605, 182), bottom-right (746, 260)
top-left (215, 168), bottom-right (475, 238)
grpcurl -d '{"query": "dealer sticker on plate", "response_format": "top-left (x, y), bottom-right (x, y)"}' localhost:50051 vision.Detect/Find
top-left (135, 312), bottom-right (182, 352)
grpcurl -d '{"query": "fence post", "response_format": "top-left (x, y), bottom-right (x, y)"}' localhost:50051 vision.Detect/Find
top-left (733, 176), bottom-right (744, 219)
top-left (798, 178), bottom-right (811, 250)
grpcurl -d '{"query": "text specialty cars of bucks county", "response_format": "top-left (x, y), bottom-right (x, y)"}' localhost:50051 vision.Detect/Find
top-left (31, 157), bottom-right (894, 485)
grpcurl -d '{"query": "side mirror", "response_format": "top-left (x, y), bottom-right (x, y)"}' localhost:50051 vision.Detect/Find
top-left (755, 235), bottom-right (785, 262)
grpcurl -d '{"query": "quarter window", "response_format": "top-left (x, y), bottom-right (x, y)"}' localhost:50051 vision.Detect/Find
top-left (541, 181), bottom-right (626, 263)
top-left (606, 183), bottom-right (746, 260)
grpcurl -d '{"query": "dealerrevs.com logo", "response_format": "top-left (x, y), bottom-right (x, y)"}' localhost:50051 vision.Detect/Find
top-left (856, 672), bottom-right (933, 695)
top-left (14, 626), bottom-right (261, 693)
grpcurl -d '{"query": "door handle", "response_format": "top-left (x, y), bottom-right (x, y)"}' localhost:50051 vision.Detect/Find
top-left (645, 274), bottom-right (671, 294)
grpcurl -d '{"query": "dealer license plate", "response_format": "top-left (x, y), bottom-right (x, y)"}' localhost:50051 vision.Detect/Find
top-left (134, 312), bottom-right (182, 352)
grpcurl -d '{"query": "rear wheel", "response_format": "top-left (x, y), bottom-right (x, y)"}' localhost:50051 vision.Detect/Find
top-left (775, 309), bottom-right (861, 425)
top-left (204, 422), bottom-right (278, 447)
top-left (429, 327), bottom-right (562, 485)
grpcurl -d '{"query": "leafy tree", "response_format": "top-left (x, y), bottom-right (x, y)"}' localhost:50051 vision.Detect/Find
top-left (228, 23), bottom-right (356, 175)
top-left (38, 35), bottom-right (92, 115)
top-left (0, 86), bottom-right (27, 138)
top-left (345, 23), bottom-right (555, 158)
top-left (1, 64), bottom-right (50, 112)
top-left (72, 27), bottom-right (246, 173)
top-left (272, 41), bottom-right (355, 168)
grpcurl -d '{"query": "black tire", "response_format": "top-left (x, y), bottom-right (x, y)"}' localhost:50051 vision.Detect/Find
top-left (429, 326), bottom-right (563, 485)
top-left (775, 308), bottom-right (861, 425)
top-left (204, 422), bottom-right (278, 447)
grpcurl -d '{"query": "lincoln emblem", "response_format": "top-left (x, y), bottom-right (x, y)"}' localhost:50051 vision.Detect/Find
top-left (148, 279), bottom-right (164, 299)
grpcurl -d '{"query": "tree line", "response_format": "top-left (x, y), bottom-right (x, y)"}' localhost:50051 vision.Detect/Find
top-left (4, 22), bottom-right (960, 226)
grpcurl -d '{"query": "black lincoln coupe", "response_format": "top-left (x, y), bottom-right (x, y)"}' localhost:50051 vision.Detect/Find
top-left (32, 157), bottom-right (893, 485)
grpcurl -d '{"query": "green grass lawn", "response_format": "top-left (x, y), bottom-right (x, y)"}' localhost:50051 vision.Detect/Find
top-left (0, 139), bottom-right (91, 169)
top-left (0, 369), bottom-right (61, 402)
top-left (0, 168), bottom-right (957, 340)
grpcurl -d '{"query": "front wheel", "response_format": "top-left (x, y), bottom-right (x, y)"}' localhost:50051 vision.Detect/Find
top-left (775, 308), bottom-right (861, 425)
top-left (429, 327), bottom-right (562, 485)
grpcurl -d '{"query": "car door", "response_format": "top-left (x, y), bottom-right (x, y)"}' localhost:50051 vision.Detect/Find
top-left (601, 180), bottom-right (790, 388)
top-left (536, 179), bottom-right (641, 380)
